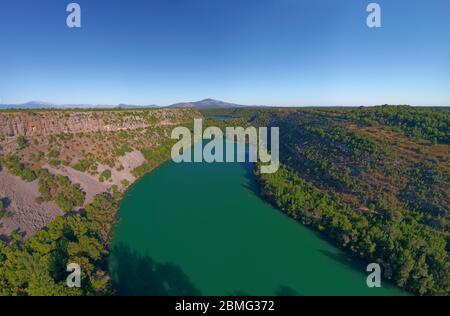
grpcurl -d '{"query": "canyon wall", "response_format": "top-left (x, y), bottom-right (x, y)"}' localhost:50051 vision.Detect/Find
top-left (0, 109), bottom-right (197, 137)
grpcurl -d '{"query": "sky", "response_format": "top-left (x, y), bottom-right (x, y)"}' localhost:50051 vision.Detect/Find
top-left (0, 0), bottom-right (449, 106)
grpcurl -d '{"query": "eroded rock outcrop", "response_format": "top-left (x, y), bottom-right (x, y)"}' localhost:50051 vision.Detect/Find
top-left (0, 109), bottom-right (196, 137)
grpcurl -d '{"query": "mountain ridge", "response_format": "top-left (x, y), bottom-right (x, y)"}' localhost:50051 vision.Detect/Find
top-left (168, 98), bottom-right (252, 109)
top-left (0, 99), bottom-right (254, 110)
top-left (0, 101), bottom-right (161, 110)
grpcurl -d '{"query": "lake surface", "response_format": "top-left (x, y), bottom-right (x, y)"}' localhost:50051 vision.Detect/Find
top-left (109, 144), bottom-right (405, 296)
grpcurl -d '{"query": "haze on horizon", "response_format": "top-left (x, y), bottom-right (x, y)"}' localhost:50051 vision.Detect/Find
top-left (0, 0), bottom-right (449, 107)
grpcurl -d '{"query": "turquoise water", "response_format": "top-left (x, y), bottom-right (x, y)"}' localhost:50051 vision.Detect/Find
top-left (109, 144), bottom-right (405, 296)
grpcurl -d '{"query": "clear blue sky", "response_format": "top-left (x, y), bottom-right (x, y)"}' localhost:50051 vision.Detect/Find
top-left (0, 0), bottom-right (449, 106)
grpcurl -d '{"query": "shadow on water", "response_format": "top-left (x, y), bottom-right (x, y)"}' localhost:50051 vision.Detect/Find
top-left (227, 290), bottom-right (251, 296)
top-left (319, 249), bottom-right (407, 294)
top-left (228, 286), bottom-right (301, 296)
top-left (275, 285), bottom-right (301, 296)
top-left (318, 249), bottom-right (365, 272)
top-left (110, 243), bottom-right (201, 296)
top-left (240, 162), bottom-right (260, 195)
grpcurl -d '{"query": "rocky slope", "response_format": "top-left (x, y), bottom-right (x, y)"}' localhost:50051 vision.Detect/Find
top-left (0, 109), bottom-right (194, 137)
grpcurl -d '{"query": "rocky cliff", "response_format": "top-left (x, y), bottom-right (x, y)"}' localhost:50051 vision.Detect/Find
top-left (0, 109), bottom-right (197, 137)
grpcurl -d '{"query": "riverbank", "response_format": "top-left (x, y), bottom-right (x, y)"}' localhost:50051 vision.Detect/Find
top-left (109, 153), bottom-right (406, 296)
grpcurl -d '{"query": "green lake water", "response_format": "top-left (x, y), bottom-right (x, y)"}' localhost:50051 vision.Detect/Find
top-left (109, 145), bottom-right (405, 296)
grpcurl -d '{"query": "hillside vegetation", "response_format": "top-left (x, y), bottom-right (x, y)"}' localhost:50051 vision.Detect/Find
top-left (205, 106), bottom-right (449, 295)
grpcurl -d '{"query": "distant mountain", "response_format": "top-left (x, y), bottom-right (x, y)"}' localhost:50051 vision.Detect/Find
top-left (0, 98), bottom-right (254, 110)
top-left (168, 98), bottom-right (251, 109)
top-left (0, 101), bottom-right (59, 109)
top-left (0, 101), bottom-right (161, 110)
top-left (115, 104), bottom-right (160, 109)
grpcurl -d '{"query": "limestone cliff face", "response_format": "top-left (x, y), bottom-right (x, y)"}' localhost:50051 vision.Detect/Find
top-left (0, 109), bottom-right (198, 137)
top-left (0, 113), bottom-right (146, 136)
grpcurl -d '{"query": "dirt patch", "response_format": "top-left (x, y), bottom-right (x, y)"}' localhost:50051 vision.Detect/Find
top-left (98, 149), bottom-right (145, 187)
top-left (0, 149), bottom-right (145, 240)
top-left (46, 150), bottom-right (145, 203)
top-left (0, 169), bottom-right (62, 238)
top-left (46, 165), bottom-right (109, 204)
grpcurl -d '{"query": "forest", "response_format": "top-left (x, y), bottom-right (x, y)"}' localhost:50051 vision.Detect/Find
top-left (205, 105), bottom-right (449, 295)
top-left (0, 193), bottom-right (118, 295)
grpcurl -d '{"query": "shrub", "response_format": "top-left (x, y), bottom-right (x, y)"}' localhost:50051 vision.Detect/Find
top-left (49, 159), bottom-right (61, 167)
top-left (102, 170), bottom-right (111, 179)
top-left (114, 144), bottom-right (133, 157)
top-left (1, 155), bottom-right (37, 182)
top-left (99, 170), bottom-right (112, 182)
top-left (17, 135), bottom-right (28, 149)
top-left (47, 150), bottom-right (60, 158)
top-left (37, 169), bottom-right (85, 212)
top-left (73, 159), bottom-right (91, 172)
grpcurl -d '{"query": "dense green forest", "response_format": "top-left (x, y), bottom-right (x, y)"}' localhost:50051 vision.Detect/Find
top-left (205, 105), bottom-right (449, 295)
top-left (0, 193), bottom-right (118, 295)
top-left (258, 165), bottom-right (448, 295)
